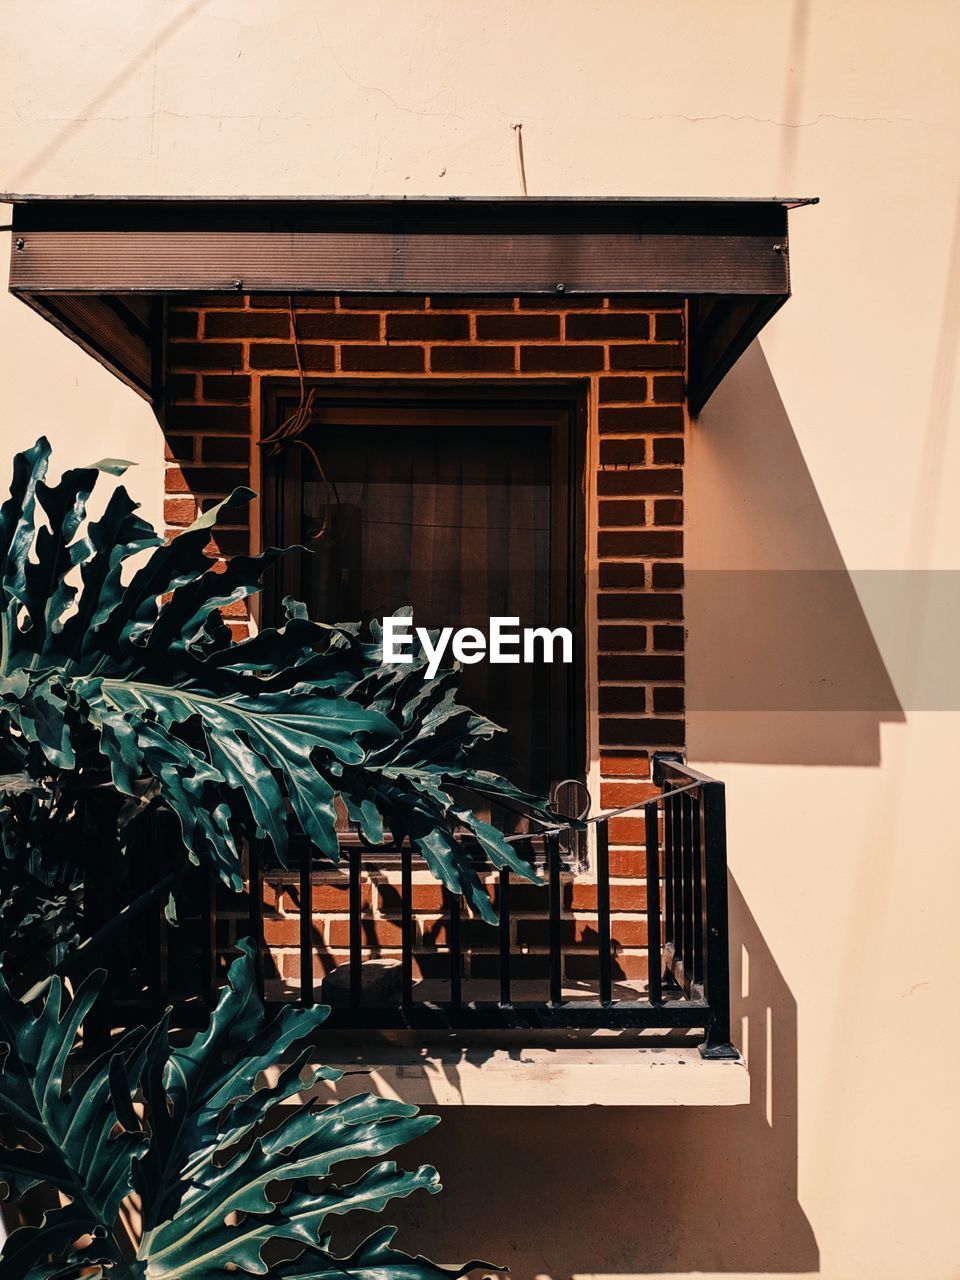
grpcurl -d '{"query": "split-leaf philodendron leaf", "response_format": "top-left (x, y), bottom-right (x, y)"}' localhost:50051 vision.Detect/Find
top-left (0, 940), bottom-right (497, 1279)
top-left (0, 437), bottom-right (554, 935)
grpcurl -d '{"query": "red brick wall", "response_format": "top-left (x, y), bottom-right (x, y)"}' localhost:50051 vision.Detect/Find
top-left (164, 292), bottom-right (686, 993)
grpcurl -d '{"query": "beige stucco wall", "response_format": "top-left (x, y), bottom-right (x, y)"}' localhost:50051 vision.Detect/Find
top-left (2, 3), bottom-right (959, 1277)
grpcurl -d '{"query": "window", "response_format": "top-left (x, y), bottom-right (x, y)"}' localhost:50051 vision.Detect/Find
top-left (262, 385), bottom-right (586, 806)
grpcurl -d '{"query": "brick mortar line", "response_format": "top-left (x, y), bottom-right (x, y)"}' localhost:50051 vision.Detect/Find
top-left (263, 873), bottom-right (650, 888)
top-left (168, 304), bottom-right (684, 317)
top-left (174, 332), bottom-right (677, 344)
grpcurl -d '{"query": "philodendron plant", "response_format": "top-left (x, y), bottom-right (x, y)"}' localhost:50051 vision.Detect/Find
top-left (0, 438), bottom-right (538, 1277)
top-left (0, 941), bottom-right (496, 1279)
top-left (0, 436), bottom-right (552, 985)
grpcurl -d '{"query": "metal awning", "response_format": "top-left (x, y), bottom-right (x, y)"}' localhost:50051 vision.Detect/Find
top-left (2, 195), bottom-right (817, 415)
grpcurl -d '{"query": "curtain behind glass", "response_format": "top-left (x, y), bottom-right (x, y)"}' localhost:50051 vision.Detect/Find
top-left (299, 422), bottom-right (552, 796)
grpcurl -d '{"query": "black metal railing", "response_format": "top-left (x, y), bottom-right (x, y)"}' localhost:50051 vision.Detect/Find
top-left (243, 754), bottom-right (735, 1056)
top-left (108, 755), bottom-right (736, 1058)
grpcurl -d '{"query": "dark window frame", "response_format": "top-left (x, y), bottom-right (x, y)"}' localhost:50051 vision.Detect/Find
top-left (260, 378), bottom-right (588, 799)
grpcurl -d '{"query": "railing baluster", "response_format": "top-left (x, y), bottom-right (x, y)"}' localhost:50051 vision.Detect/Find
top-left (671, 791), bottom-right (683, 974)
top-left (548, 832), bottom-right (562, 1005)
top-left (691, 793), bottom-right (704, 988)
top-left (499, 868), bottom-right (512, 1006)
top-left (700, 780), bottom-right (737, 1058)
top-left (247, 839), bottom-right (264, 1001)
top-left (142, 808), bottom-right (165, 1018)
top-left (663, 789), bottom-right (675, 957)
top-left (84, 809), bottom-right (113, 1048)
top-left (349, 846), bottom-right (362, 1008)
top-left (682, 792), bottom-right (695, 995)
top-left (445, 886), bottom-right (462, 1009)
top-left (158, 908), bottom-right (170, 1003)
top-left (299, 840), bottom-right (313, 1007)
top-left (596, 820), bottom-right (612, 1004)
top-left (202, 863), bottom-right (217, 1009)
top-left (644, 800), bottom-right (662, 1006)
top-left (147, 852), bottom-right (168, 1020)
top-left (401, 847), bottom-right (413, 1009)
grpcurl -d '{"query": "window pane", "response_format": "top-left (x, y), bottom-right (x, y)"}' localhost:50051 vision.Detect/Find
top-left (296, 421), bottom-right (554, 794)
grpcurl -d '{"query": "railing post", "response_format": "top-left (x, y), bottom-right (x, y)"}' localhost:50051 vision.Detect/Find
top-left (445, 885), bottom-right (462, 1011)
top-left (203, 861), bottom-right (217, 1009)
top-left (596, 819), bottom-right (612, 1005)
top-left (349, 846), bottom-right (362, 1008)
top-left (699, 779), bottom-right (738, 1059)
top-left (498, 867), bottom-right (512, 1007)
top-left (82, 800), bottom-right (112, 1051)
top-left (247, 838), bottom-right (265, 1002)
top-left (401, 847), bottom-right (414, 1010)
top-left (644, 800), bottom-right (662, 1006)
top-left (548, 832), bottom-right (563, 1006)
top-left (299, 840), bottom-right (314, 1008)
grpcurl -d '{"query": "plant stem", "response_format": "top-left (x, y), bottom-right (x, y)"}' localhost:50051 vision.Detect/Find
top-left (19, 870), bottom-right (178, 1005)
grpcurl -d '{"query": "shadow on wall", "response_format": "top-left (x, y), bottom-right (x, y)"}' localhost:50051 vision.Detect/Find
top-left (332, 876), bottom-right (818, 1278)
top-left (685, 341), bottom-right (904, 766)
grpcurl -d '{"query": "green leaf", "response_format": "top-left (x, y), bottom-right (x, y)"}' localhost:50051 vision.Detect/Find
top-left (0, 439), bottom-right (561, 923)
top-left (134, 942), bottom-right (441, 1275)
top-left (0, 439), bottom-right (51, 672)
top-left (271, 1226), bottom-right (502, 1280)
top-left (0, 943), bottom-right (465, 1280)
top-left (0, 967), bottom-right (146, 1265)
top-left (87, 456), bottom-right (134, 475)
top-left (0, 440), bottom-right (527, 1280)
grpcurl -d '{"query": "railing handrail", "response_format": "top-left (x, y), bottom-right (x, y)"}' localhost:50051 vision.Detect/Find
top-left (648, 750), bottom-right (723, 786)
top-left (494, 755), bottom-right (726, 844)
top-left (501, 778), bottom-right (706, 844)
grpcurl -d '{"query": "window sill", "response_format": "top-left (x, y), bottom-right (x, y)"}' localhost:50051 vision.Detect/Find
top-left (296, 1046), bottom-right (749, 1107)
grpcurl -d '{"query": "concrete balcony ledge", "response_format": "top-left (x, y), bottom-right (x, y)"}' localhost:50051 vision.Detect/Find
top-left (296, 1046), bottom-right (749, 1107)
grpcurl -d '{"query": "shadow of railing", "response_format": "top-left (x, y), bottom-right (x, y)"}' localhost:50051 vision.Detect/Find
top-left (326, 874), bottom-right (818, 1277)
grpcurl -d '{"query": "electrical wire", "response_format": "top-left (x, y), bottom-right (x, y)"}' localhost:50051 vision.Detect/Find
top-left (257, 296), bottom-right (339, 543)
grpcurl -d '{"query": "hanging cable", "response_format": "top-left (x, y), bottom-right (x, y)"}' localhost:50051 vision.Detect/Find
top-left (257, 296), bottom-right (339, 543)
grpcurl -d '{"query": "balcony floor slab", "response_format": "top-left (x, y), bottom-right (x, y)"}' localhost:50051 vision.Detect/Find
top-left (291, 1045), bottom-right (749, 1107)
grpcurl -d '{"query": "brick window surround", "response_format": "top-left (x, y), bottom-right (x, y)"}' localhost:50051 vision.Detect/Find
top-left (162, 292), bottom-right (687, 994)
